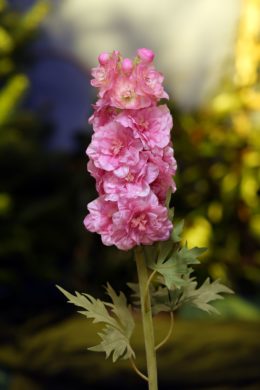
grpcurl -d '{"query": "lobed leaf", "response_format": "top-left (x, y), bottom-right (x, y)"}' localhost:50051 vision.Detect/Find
top-left (144, 275), bottom-right (233, 316)
top-left (57, 284), bottom-right (135, 362)
top-left (150, 286), bottom-right (181, 315)
top-left (148, 244), bottom-right (206, 290)
top-left (105, 283), bottom-right (135, 337)
top-left (56, 285), bottom-right (118, 329)
top-left (89, 325), bottom-right (135, 362)
top-left (179, 277), bottom-right (234, 314)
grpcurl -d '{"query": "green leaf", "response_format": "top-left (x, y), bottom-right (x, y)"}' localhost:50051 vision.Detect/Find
top-left (105, 283), bottom-right (135, 338)
top-left (89, 325), bottom-right (135, 363)
top-left (178, 245), bottom-right (207, 263)
top-left (148, 245), bottom-right (207, 290)
top-left (179, 277), bottom-right (234, 314)
top-left (157, 240), bottom-right (173, 263)
top-left (57, 284), bottom-right (135, 362)
top-left (127, 281), bottom-right (173, 315)
top-left (151, 286), bottom-right (181, 315)
top-left (56, 285), bottom-right (118, 329)
top-left (151, 275), bottom-right (232, 316)
top-left (171, 219), bottom-right (184, 242)
top-left (128, 280), bottom-right (181, 315)
top-left (127, 282), bottom-right (140, 307)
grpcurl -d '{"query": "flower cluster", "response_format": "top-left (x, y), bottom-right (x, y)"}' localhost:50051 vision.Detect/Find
top-left (84, 48), bottom-right (177, 250)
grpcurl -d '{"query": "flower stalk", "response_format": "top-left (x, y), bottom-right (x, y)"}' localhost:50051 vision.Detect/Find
top-left (135, 246), bottom-right (158, 390)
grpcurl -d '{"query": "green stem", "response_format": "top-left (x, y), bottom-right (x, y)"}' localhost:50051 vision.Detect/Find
top-left (135, 246), bottom-right (158, 390)
top-left (155, 312), bottom-right (174, 351)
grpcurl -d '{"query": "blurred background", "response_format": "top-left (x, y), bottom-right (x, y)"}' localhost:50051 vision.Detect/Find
top-left (0, 0), bottom-right (259, 389)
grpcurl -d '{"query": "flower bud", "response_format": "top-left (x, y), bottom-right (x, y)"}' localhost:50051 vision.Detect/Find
top-left (137, 48), bottom-right (155, 63)
top-left (98, 52), bottom-right (110, 65)
top-left (122, 58), bottom-right (133, 74)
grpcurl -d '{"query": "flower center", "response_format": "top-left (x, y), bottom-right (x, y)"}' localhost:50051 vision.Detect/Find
top-left (111, 139), bottom-right (123, 155)
top-left (121, 89), bottom-right (134, 101)
top-left (131, 213), bottom-right (147, 231)
top-left (125, 172), bottom-right (134, 182)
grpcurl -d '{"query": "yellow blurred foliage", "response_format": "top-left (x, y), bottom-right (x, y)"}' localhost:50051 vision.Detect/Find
top-left (182, 217), bottom-right (212, 250)
top-left (0, 74), bottom-right (29, 125)
top-left (0, 26), bottom-right (13, 53)
top-left (208, 202), bottom-right (223, 223)
top-left (176, 0), bottom-right (259, 287)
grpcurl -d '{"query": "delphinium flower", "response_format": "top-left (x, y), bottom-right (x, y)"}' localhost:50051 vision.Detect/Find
top-left (84, 48), bottom-right (177, 250)
top-left (58, 48), bottom-right (233, 390)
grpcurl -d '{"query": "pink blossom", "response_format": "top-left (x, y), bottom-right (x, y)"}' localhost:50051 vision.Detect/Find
top-left (108, 76), bottom-right (152, 110)
top-left (87, 159), bottom-right (105, 194)
top-left (111, 192), bottom-right (172, 250)
top-left (86, 121), bottom-right (143, 175)
top-left (145, 146), bottom-right (177, 203)
top-left (91, 50), bottom-right (119, 98)
top-left (90, 66), bottom-right (113, 97)
top-left (88, 103), bottom-right (118, 129)
top-left (83, 196), bottom-right (118, 246)
top-left (103, 156), bottom-right (159, 201)
top-left (135, 63), bottom-right (169, 100)
top-left (116, 105), bottom-right (172, 149)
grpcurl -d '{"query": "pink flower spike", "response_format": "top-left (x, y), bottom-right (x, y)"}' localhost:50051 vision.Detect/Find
top-left (98, 51), bottom-right (110, 65)
top-left (137, 48), bottom-right (155, 63)
top-left (85, 48), bottom-right (176, 250)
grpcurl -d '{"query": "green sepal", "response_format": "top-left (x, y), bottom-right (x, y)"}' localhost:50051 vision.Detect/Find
top-left (165, 188), bottom-right (172, 209)
top-left (168, 207), bottom-right (174, 221)
top-left (165, 188), bottom-right (174, 221)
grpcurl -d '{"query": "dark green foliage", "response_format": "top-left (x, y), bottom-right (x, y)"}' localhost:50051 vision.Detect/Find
top-left (0, 1), bottom-right (95, 323)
